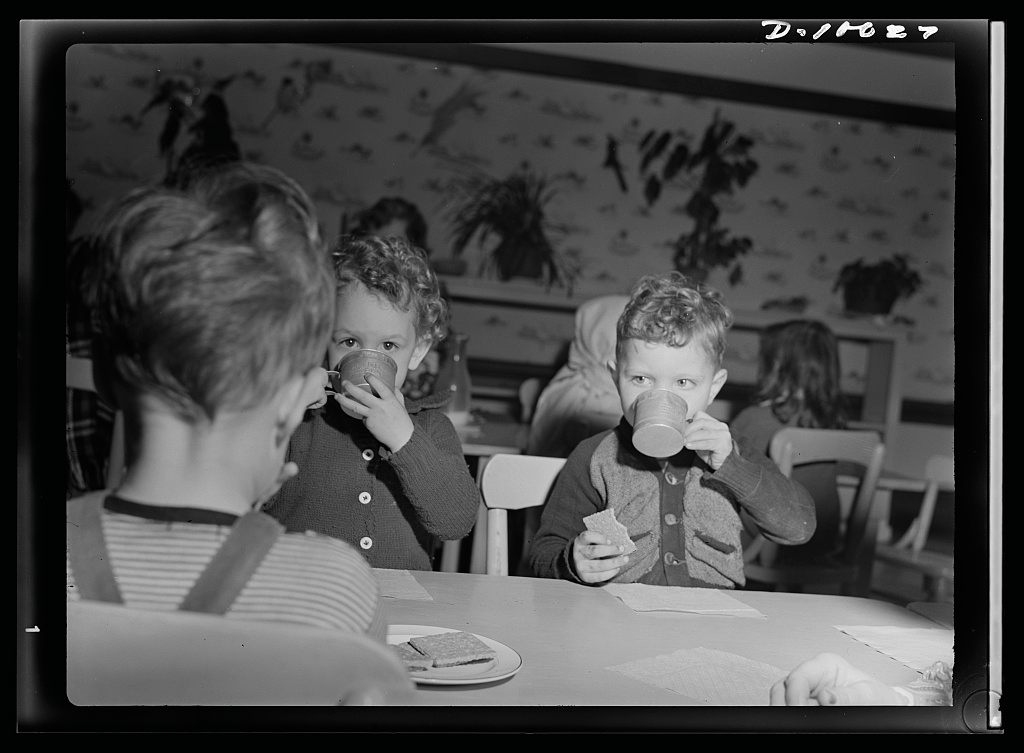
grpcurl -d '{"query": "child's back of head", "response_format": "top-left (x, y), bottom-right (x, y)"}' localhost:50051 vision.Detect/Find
top-left (616, 271), bottom-right (734, 369)
top-left (331, 234), bottom-right (448, 346)
top-left (87, 162), bottom-right (334, 422)
top-left (754, 319), bottom-right (846, 428)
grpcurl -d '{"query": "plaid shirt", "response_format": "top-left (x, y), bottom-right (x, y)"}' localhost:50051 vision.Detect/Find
top-left (66, 242), bottom-right (115, 499)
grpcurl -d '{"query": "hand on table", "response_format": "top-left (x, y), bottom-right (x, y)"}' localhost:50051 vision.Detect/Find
top-left (335, 373), bottom-right (415, 452)
top-left (572, 530), bottom-right (630, 584)
top-left (770, 652), bottom-right (907, 706)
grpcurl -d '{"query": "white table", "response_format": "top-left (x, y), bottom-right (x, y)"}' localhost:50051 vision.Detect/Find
top-left (379, 570), bottom-right (946, 707)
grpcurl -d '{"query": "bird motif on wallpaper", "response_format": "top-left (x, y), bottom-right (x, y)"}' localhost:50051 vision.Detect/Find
top-left (540, 98), bottom-right (601, 122)
top-left (909, 144), bottom-right (931, 158)
top-left (109, 113), bottom-right (144, 132)
top-left (805, 186), bottom-right (828, 198)
top-left (316, 105), bottom-right (340, 121)
top-left (66, 101), bottom-right (91, 132)
top-left (415, 82), bottom-right (485, 153)
top-left (506, 88), bottom-right (531, 101)
top-left (534, 135), bottom-right (555, 149)
top-left (602, 135), bottom-right (628, 193)
top-left (608, 230), bottom-right (640, 257)
top-left (260, 76), bottom-right (308, 131)
top-left (911, 212), bottom-right (941, 239)
top-left (866, 229), bottom-right (890, 244)
top-left (393, 131), bottom-right (416, 144)
top-left (775, 161), bottom-right (800, 176)
top-left (821, 145), bottom-right (850, 172)
top-left (291, 132), bottom-right (325, 161)
top-left (499, 133), bottom-right (519, 146)
top-left (573, 134), bottom-right (597, 150)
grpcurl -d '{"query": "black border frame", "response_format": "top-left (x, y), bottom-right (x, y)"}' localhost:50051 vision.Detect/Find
top-left (19, 18), bottom-right (996, 733)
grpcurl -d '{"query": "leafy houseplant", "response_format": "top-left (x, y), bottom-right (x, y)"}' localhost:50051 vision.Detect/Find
top-left (446, 169), bottom-right (572, 289)
top-left (638, 109), bottom-right (759, 285)
top-left (833, 253), bottom-right (924, 316)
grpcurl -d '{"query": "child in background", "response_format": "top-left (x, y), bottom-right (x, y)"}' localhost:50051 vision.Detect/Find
top-left (266, 235), bottom-right (480, 570)
top-left (347, 197), bottom-right (447, 401)
top-left (529, 272), bottom-right (815, 588)
top-left (67, 162), bottom-right (385, 638)
top-left (730, 319), bottom-right (847, 560)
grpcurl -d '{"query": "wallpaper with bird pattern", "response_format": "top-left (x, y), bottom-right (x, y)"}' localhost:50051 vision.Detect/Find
top-left (65, 42), bottom-right (954, 405)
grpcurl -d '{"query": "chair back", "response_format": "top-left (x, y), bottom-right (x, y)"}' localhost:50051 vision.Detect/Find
top-left (744, 428), bottom-right (885, 595)
top-left (68, 600), bottom-right (415, 705)
top-left (479, 453), bottom-right (566, 576)
top-left (903, 454), bottom-right (954, 554)
top-left (65, 355), bottom-right (126, 489)
top-left (873, 453), bottom-right (954, 602)
top-left (769, 427), bottom-right (886, 564)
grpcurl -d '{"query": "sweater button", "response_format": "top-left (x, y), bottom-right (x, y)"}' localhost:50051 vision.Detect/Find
top-left (359, 536), bottom-right (373, 550)
top-left (664, 513), bottom-right (678, 526)
top-left (362, 449), bottom-right (374, 461)
top-left (664, 471), bottom-right (679, 485)
top-left (663, 551), bottom-right (681, 566)
top-left (358, 491), bottom-right (372, 505)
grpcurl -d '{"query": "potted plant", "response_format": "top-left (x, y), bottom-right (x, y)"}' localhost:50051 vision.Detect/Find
top-left (637, 109), bottom-right (759, 284)
top-left (833, 253), bottom-right (924, 316)
top-left (445, 168), bottom-right (573, 289)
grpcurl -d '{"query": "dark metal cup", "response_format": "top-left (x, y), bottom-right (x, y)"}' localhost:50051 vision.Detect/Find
top-left (331, 349), bottom-right (398, 397)
top-left (631, 389), bottom-right (688, 458)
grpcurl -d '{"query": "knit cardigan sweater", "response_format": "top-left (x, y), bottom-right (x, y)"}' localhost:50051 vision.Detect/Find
top-left (266, 393), bottom-right (480, 570)
top-left (529, 420), bottom-right (816, 588)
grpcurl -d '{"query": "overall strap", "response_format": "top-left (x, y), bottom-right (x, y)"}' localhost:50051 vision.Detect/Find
top-left (67, 493), bottom-right (123, 603)
top-left (178, 511), bottom-right (283, 615)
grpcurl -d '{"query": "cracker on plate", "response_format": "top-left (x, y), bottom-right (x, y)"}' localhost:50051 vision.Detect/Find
top-left (392, 641), bottom-right (433, 671)
top-left (408, 631), bottom-right (497, 668)
top-left (583, 508), bottom-right (638, 555)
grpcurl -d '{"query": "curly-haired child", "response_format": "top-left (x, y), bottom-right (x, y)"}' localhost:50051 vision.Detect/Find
top-left (265, 235), bottom-right (480, 570)
top-left (529, 272), bottom-right (816, 588)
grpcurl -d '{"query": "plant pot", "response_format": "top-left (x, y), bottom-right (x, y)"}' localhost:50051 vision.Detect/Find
top-left (841, 285), bottom-right (899, 316)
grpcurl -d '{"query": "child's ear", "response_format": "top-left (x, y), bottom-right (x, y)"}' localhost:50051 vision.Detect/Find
top-left (709, 368), bottom-right (728, 403)
top-left (606, 359), bottom-right (617, 380)
top-left (407, 336), bottom-right (432, 372)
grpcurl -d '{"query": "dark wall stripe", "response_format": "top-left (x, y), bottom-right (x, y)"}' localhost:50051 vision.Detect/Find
top-left (334, 42), bottom-right (955, 130)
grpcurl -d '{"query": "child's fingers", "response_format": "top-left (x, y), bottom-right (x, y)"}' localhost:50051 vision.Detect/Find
top-left (341, 379), bottom-right (377, 406)
top-left (364, 373), bottom-right (397, 400)
top-left (335, 389), bottom-right (371, 416)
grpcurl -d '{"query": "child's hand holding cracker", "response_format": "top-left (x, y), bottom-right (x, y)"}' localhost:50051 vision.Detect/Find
top-left (336, 373), bottom-right (416, 452)
top-left (571, 530), bottom-right (630, 584)
top-left (682, 410), bottom-right (734, 471)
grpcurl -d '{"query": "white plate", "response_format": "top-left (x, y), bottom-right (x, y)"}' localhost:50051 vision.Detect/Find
top-left (387, 624), bottom-right (523, 686)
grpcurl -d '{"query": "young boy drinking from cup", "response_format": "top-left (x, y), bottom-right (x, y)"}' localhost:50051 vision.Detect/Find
top-left (67, 162), bottom-right (385, 637)
top-left (529, 272), bottom-right (816, 587)
top-left (265, 235), bottom-right (480, 570)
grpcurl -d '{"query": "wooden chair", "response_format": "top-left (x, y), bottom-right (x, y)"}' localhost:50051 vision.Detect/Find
top-left (743, 427), bottom-right (886, 597)
top-left (67, 600), bottom-right (415, 705)
top-left (65, 355), bottom-right (126, 489)
top-left (874, 454), bottom-right (954, 602)
top-left (479, 453), bottom-right (566, 576)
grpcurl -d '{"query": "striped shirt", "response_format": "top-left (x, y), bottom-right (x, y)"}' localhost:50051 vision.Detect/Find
top-left (66, 495), bottom-right (387, 641)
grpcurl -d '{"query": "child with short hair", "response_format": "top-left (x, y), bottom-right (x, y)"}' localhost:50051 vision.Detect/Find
top-left (529, 272), bottom-right (816, 587)
top-left (265, 235), bottom-right (480, 570)
top-left (67, 162), bottom-right (385, 638)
